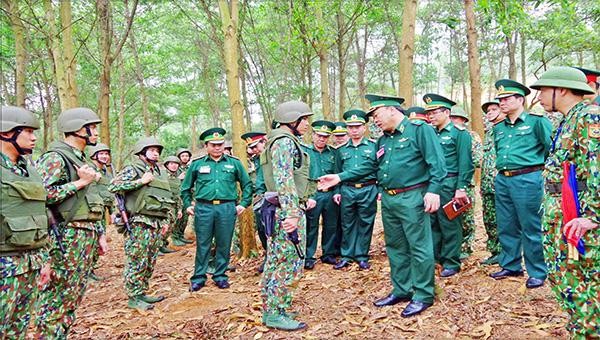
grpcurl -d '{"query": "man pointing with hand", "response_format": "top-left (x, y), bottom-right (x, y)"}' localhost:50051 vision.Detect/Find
top-left (319, 94), bottom-right (446, 317)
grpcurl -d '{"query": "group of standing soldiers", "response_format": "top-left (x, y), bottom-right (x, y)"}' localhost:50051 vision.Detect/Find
top-left (1, 66), bottom-right (598, 337)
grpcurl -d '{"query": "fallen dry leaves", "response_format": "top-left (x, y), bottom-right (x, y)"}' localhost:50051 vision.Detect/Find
top-left (71, 198), bottom-right (568, 339)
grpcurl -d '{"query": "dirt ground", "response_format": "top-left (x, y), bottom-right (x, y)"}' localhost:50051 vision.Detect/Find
top-left (71, 198), bottom-right (568, 339)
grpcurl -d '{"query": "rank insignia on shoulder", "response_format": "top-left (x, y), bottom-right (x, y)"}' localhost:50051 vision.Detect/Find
top-left (589, 123), bottom-right (600, 138)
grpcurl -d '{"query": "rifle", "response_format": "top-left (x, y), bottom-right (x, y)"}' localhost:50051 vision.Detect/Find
top-left (46, 206), bottom-right (66, 254)
top-left (109, 163), bottom-right (133, 238)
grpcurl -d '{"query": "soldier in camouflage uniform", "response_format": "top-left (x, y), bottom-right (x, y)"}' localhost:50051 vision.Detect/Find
top-left (1, 106), bottom-right (49, 338)
top-left (109, 137), bottom-right (172, 310)
top-left (171, 148), bottom-right (193, 246)
top-left (34, 108), bottom-right (108, 338)
top-left (87, 143), bottom-right (114, 281)
top-left (449, 107), bottom-right (483, 259)
top-left (574, 67), bottom-right (600, 106)
top-left (260, 101), bottom-right (314, 331)
top-left (160, 156), bottom-right (182, 254)
top-left (531, 67), bottom-right (599, 338)
top-left (480, 100), bottom-right (504, 265)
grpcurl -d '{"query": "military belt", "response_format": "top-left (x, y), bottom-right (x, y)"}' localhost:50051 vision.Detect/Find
top-left (343, 179), bottom-right (377, 188)
top-left (197, 199), bottom-right (234, 205)
top-left (499, 165), bottom-right (544, 177)
top-left (385, 182), bottom-right (428, 196)
top-left (545, 181), bottom-right (588, 194)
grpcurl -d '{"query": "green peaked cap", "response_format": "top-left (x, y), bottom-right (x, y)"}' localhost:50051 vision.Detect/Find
top-left (530, 67), bottom-right (595, 94)
top-left (241, 131), bottom-right (267, 147)
top-left (494, 79), bottom-right (531, 99)
top-left (311, 120), bottom-right (336, 136)
top-left (365, 94), bottom-right (405, 115)
top-left (343, 109), bottom-right (368, 126)
top-left (423, 93), bottom-right (456, 111)
top-left (481, 100), bottom-right (500, 113)
top-left (332, 122), bottom-right (348, 135)
top-left (200, 127), bottom-right (226, 144)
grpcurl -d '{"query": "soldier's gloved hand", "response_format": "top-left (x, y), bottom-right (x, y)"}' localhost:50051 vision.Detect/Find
top-left (282, 217), bottom-right (299, 233)
top-left (186, 206), bottom-right (195, 216)
top-left (333, 194), bottom-right (341, 205)
top-left (235, 205), bottom-right (246, 216)
top-left (98, 234), bottom-right (109, 255)
top-left (38, 263), bottom-right (53, 288)
top-left (306, 199), bottom-right (317, 210)
top-left (564, 217), bottom-right (598, 239)
top-left (423, 192), bottom-right (440, 213)
top-left (140, 171), bottom-right (155, 184)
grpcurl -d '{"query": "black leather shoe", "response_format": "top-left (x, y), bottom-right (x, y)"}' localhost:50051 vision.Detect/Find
top-left (401, 300), bottom-right (432, 317)
top-left (304, 261), bottom-right (315, 270)
top-left (440, 268), bottom-right (459, 277)
top-left (334, 260), bottom-right (350, 270)
top-left (358, 261), bottom-right (371, 270)
top-left (321, 256), bottom-right (337, 265)
top-left (190, 282), bottom-right (205, 292)
top-left (215, 281), bottom-right (230, 289)
top-left (373, 294), bottom-right (412, 307)
top-left (526, 277), bottom-right (544, 289)
top-left (490, 269), bottom-right (524, 279)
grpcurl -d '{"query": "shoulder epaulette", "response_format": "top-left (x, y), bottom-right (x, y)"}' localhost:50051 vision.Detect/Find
top-left (529, 111), bottom-right (544, 117)
top-left (191, 155), bottom-right (207, 162)
top-left (410, 120), bottom-right (425, 126)
top-left (368, 138), bottom-right (377, 143)
top-left (226, 154), bottom-right (240, 160)
top-left (454, 124), bottom-right (466, 131)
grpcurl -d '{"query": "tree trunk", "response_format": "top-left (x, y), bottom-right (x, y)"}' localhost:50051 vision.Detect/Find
top-left (60, 0), bottom-right (79, 108)
top-left (218, 0), bottom-right (256, 258)
top-left (315, 7), bottom-right (332, 120)
top-left (39, 61), bottom-right (54, 150)
top-left (355, 27), bottom-right (368, 110)
top-left (4, 0), bottom-right (27, 106)
top-left (520, 30), bottom-right (526, 85)
top-left (116, 54), bottom-right (126, 170)
top-left (336, 8), bottom-right (346, 118)
top-left (464, 0), bottom-right (484, 139)
top-left (129, 29), bottom-right (151, 136)
top-left (398, 0), bottom-right (417, 106)
top-left (507, 32), bottom-right (517, 80)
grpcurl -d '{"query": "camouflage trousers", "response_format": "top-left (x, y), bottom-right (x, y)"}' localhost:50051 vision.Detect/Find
top-left (482, 193), bottom-right (501, 256)
top-left (542, 195), bottom-right (599, 338)
top-left (1, 267), bottom-right (40, 339)
top-left (162, 216), bottom-right (176, 248)
top-left (35, 227), bottom-right (98, 339)
top-left (260, 209), bottom-right (306, 314)
top-left (460, 186), bottom-right (476, 256)
top-left (124, 222), bottom-right (162, 298)
top-left (171, 213), bottom-right (189, 241)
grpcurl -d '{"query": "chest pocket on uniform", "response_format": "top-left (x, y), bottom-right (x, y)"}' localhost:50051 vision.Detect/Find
top-left (515, 127), bottom-right (533, 136)
top-left (221, 166), bottom-right (236, 181)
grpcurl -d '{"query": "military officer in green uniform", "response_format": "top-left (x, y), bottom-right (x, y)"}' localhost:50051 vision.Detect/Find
top-left (241, 131), bottom-right (269, 270)
top-left (35, 108), bottom-right (108, 337)
top-left (332, 109), bottom-right (378, 270)
top-left (109, 137), bottom-right (172, 310)
top-left (480, 100), bottom-right (504, 265)
top-left (181, 128), bottom-right (252, 291)
top-left (425, 95), bottom-right (474, 277)
top-left (531, 67), bottom-right (599, 337)
top-left (160, 156), bottom-right (182, 254)
top-left (87, 143), bottom-right (114, 280)
top-left (260, 101), bottom-right (314, 330)
top-left (303, 120), bottom-right (339, 269)
top-left (172, 148), bottom-right (193, 246)
top-left (407, 106), bottom-right (429, 123)
top-left (320, 94), bottom-right (446, 317)
top-left (332, 122), bottom-right (349, 147)
top-left (1, 106), bottom-right (50, 338)
top-left (449, 106), bottom-right (483, 259)
top-left (489, 79), bottom-right (552, 289)
top-left (574, 67), bottom-right (600, 106)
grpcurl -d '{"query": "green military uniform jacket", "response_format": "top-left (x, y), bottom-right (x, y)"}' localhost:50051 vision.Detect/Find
top-left (435, 121), bottom-right (474, 189)
top-left (302, 143), bottom-right (337, 194)
top-left (335, 138), bottom-right (378, 182)
top-left (339, 118), bottom-right (447, 194)
top-left (180, 154), bottom-right (253, 209)
top-left (493, 111), bottom-right (552, 170)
